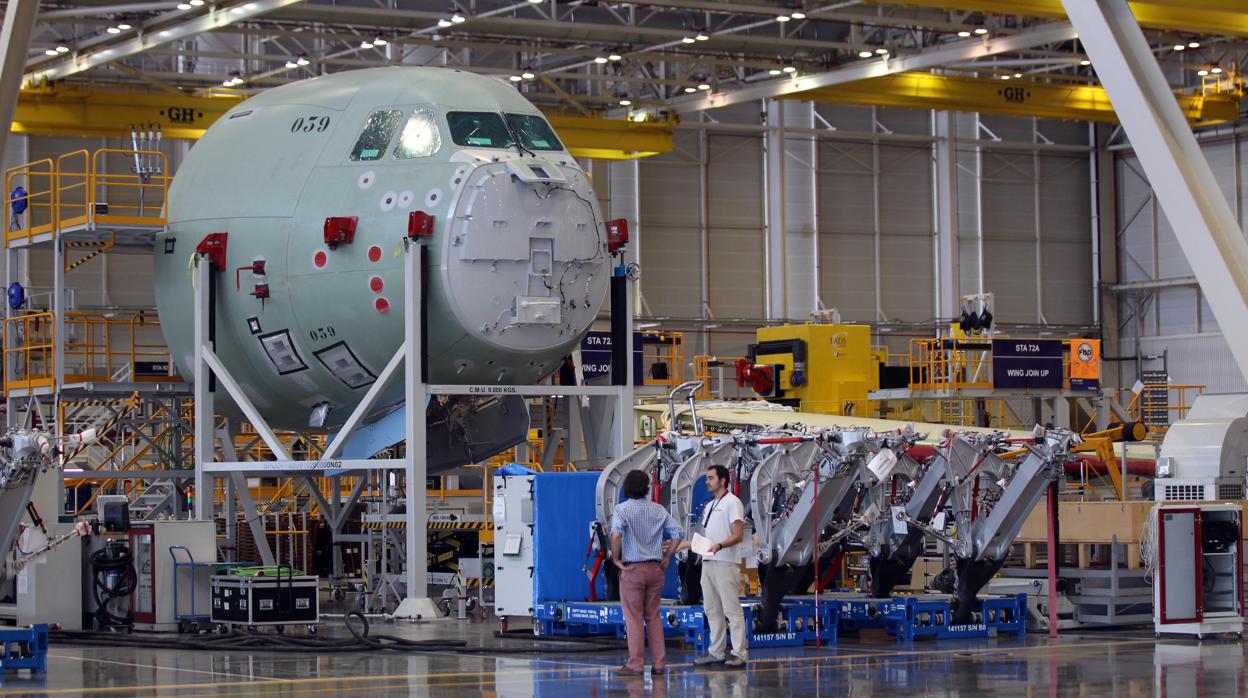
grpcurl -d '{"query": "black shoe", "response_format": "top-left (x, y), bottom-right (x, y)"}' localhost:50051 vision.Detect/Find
top-left (724, 657), bottom-right (747, 669)
top-left (651, 667), bottom-right (666, 675)
top-left (616, 666), bottom-right (645, 676)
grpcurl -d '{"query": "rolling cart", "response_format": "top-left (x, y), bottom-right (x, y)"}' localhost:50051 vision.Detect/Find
top-left (211, 566), bottom-right (320, 634)
top-left (170, 545), bottom-right (252, 633)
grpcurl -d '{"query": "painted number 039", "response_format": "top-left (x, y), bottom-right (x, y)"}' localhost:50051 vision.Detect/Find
top-left (309, 326), bottom-right (337, 341)
top-left (290, 116), bottom-right (331, 133)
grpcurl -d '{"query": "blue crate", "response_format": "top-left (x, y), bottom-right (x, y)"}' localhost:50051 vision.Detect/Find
top-left (0, 625), bottom-right (48, 674)
top-left (534, 598), bottom-right (838, 650)
top-left (833, 593), bottom-right (1028, 641)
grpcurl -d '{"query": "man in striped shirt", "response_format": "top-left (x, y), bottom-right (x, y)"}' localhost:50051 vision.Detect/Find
top-left (611, 470), bottom-right (683, 676)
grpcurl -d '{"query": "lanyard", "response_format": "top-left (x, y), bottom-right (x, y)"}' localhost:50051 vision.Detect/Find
top-left (702, 494), bottom-right (724, 528)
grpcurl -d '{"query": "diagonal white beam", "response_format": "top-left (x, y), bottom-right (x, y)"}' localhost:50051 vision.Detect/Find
top-left (671, 21), bottom-right (1077, 113)
top-left (26, 0), bottom-right (305, 83)
top-left (0, 0), bottom-right (38, 161)
top-left (1062, 0), bottom-right (1248, 382)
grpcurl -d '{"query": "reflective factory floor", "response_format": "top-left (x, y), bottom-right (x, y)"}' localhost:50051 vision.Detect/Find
top-left (0, 621), bottom-right (1244, 697)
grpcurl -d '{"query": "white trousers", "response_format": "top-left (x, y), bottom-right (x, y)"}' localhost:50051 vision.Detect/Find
top-left (700, 560), bottom-right (748, 659)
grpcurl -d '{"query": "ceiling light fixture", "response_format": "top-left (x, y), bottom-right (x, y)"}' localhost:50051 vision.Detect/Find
top-left (777, 15), bottom-right (791, 22)
top-left (957, 30), bottom-right (971, 37)
top-left (1211, 67), bottom-right (1223, 73)
top-left (437, 18), bottom-right (452, 27)
top-left (876, 48), bottom-right (889, 55)
top-left (374, 37), bottom-right (387, 46)
top-left (1174, 44), bottom-right (1185, 50)
top-left (360, 40), bottom-right (374, 49)
top-left (1188, 41), bottom-right (1200, 48)
top-left (522, 70), bottom-right (535, 79)
top-left (790, 10), bottom-right (805, 19)
top-left (608, 53), bottom-right (622, 61)
top-left (117, 23), bottom-right (132, 30)
top-left (450, 12), bottom-right (466, 23)
top-left (974, 27), bottom-right (988, 35)
top-left (1000, 74), bottom-right (1011, 80)
top-left (1080, 59), bottom-right (1091, 66)
top-left (296, 56), bottom-right (309, 66)
top-left (782, 65), bottom-right (796, 73)
top-left (509, 75), bottom-right (523, 82)
top-left (594, 56), bottom-right (608, 64)
top-left (56, 45), bottom-right (68, 53)
top-left (106, 26), bottom-right (121, 34)
top-left (619, 99), bottom-right (632, 106)
top-left (1013, 72), bottom-right (1023, 78)
top-left (698, 83), bottom-right (710, 90)
top-left (285, 60), bottom-right (298, 68)
top-left (769, 68), bottom-right (782, 75)
top-left (681, 36), bottom-right (696, 44)
top-left (189, 0), bottom-right (205, 5)
top-left (44, 48), bottom-right (58, 56)
top-left (696, 32), bottom-right (709, 41)
top-left (685, 86), bottom-right (697, 92)
top-left (1198, 69), bottom-right (1209, 76)
top-left (858, 50), bottom-right (873, 58)
top-left (176, 2), bottom-right (191, 8)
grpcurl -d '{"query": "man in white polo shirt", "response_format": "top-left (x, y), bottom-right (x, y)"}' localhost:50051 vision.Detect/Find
top-left (690, 463), bottom-right (748, 668)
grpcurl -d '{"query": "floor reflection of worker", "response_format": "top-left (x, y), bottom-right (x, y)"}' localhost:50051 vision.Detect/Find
top-left (706, 669), bottom-right (749, 698)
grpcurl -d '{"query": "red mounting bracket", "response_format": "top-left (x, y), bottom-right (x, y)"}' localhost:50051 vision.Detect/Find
top-left (606, 218), bottom-right (629, 252)
top-left (195, 232), bottom-right (228, 271)
top-left (407, 210), bottom-right (435, 239)
top-left (324, 216), bottom-right (358, 250)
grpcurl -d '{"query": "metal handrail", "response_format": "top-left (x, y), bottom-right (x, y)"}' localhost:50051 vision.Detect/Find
top-left (90, 149), bottom-right (169, 225)
top-left (2, 311), bottom-right (56, 391)
top-left (4, 158), bottom-right (56, 245)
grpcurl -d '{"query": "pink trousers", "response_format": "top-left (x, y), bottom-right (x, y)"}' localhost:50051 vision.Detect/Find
top-left (619, 562), bottom-right (665, 671)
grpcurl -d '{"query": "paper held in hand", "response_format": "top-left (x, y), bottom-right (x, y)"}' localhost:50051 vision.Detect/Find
top-left (691, 532), bottom-right (714, 557)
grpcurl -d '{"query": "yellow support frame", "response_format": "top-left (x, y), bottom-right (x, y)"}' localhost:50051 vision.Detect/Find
top-left (783, 72), bottom-right (1241, 125)
top-left (872, 1), bottom-right (1248, 38)
top-left (13, 86), bottom-right (676, 160)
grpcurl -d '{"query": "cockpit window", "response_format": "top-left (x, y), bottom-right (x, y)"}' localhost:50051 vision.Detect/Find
top-left (393, 108), bottom-right (441, 159)
top-left (447, 111), bottom-right (514, 149)
top-left (505, 114), bottom-right (563, 151)
top-left (349, 110), bottom-right (404, 161)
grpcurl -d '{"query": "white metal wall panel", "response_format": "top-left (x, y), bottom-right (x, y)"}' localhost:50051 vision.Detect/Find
top-left (1116, 157), bottom-right (1156, 284)
top-left (817, 140), bottom-right (877, 320)
top-left (1038, 154), bottom-right (1093, 324)
top-left (638, 130), bottom-right (703, 317)
top-left (980, 151), bottom-right (1039, 322)
top-left (1120, 335), bottom-right (1248, 393)
top-left (707, 134), bottom-right (764, 319)
top-left (877, 143), bottom-right (934, 321)
top-left (783, 103), bottom-right (817, 319)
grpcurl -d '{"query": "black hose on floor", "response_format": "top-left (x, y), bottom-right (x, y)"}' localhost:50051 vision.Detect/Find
top-left (50, 611), bottom-right (619, 655)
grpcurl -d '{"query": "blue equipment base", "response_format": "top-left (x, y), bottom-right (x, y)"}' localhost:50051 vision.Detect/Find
top-left (828, 592), bottom-right (1028, 641)
top-left (534, 598), bottom-right (838, 650)
top-left (0, 625), bottom-right (48, 673)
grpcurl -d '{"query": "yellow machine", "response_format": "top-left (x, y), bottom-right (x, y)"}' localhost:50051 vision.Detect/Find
top-left (740, 323), bottom-right (883, 416)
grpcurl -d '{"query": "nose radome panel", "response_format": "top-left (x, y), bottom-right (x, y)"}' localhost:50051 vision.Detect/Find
top-left (442, 162), bottom-right (607, 353)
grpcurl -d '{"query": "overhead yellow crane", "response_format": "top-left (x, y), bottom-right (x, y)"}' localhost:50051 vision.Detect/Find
top-left (873, 1), bottom-right (1248, 38)
top-left (12, 86), bottom-right (674, 160)
top-left (784, 71), bottom-right (1242, 125)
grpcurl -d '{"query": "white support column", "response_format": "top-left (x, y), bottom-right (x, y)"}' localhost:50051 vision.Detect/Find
top-left (763, 99), bottom-right (788, 320)
top-left (401, 239), bottom-right (431, 610)
top-left (192, 257), bottom-right (212, 519)
top-left (933, 111), bottom-right (960, 319)
top-left (1063, 0), bottom-right (1248, 381)
top-left (0, 0), bottom-right (37, 161)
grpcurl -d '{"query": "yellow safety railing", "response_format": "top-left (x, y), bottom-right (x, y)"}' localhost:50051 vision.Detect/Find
top-left (641, 330), bottom-right (685, 387)
top-left (3, 311), bottom-right (176, 393)
top-left (55, 149), bottom-right (90, 229)
top-left (4, 148), bottom-right (169, 247)
top-left (4, 158), bottom-right (57, 244)
top-left (908, 338), bottom-right (993, 392)
top-left (90, 149), bottom-right (169, 228)
top-left (691, 354), bottom-right (747, 401)
top-left (1117, 383), bottom-right (1204, 438)
top-left (3, 312), bottom-right (56, 392)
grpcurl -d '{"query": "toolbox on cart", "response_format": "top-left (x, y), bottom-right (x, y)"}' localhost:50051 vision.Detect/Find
top-left (210, 573), bottom-right (319, 626)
